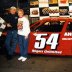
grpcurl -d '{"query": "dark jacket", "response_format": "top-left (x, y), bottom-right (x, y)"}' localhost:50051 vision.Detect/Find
top-left (4, 13), bottom-right (18, 30)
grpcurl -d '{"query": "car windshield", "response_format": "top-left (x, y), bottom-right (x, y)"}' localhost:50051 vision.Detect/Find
top-left (66, 22), bottom-right (72, 31)
top-left (31, 21), bottom-right (65, 32)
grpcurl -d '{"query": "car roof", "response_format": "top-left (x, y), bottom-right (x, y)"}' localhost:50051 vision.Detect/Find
top-left (31, 17), bottom-right (72, 28)
top-left (30, 17), bottom-right (72, 33)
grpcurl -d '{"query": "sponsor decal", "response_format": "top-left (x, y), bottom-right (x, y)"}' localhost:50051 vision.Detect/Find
top-left (30, 8), bottom-right (39, 17)
top-left (60, 0), bottom-right (67, 4)
top-left (30, 1), bottom-right (39, 6)
top-left (32, 49), bottom-right (62, 54)
top-left (69, 0), bottom-right (72, 3)
top-left (49, 0), bottom-right (58, 4)
top-left (41, 8), bottom-right (71, 14)
top-left (32, 10), bottom-right (38, 15)
top-left (62, 32), bottom-right (72, 40)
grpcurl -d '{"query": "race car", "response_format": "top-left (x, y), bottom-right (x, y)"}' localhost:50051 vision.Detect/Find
top-left (28, 17), bottom-right (72, 56)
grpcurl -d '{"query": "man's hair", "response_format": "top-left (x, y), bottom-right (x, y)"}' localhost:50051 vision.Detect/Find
top-left (10, 6), bottom-right (16, 10)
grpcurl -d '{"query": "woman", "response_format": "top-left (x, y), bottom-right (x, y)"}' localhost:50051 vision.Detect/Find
top-left (17, 9), bottom-right (30, 62)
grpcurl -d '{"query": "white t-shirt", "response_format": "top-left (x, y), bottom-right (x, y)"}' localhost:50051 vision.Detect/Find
top-left (18, 16), bottom-right (30, 36)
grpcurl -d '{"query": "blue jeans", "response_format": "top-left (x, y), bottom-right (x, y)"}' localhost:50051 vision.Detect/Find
top-left (18, 35), bottom-right (29, 57)
top-left (5, 30), bottom-right (18, 55)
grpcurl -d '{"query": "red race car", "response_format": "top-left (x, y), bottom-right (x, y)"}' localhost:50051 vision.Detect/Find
top-left (28, 17), bottom-right (72, 56)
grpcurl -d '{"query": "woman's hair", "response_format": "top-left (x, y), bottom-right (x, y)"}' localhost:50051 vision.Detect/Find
top-left (18, 9), bottom-right (24, 14)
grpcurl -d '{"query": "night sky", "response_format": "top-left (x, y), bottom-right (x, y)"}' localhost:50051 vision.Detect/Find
top-left (0, 0), bottom-right (29, 16)
top-left (0, 0), bottom-right (29, 8)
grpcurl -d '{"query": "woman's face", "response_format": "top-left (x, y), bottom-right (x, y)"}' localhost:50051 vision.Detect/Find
top-left (18, 11), bottom-right (24, 18)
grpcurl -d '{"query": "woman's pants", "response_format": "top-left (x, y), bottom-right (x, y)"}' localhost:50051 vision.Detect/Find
top-left (18, 35), bottom-right (29, 57)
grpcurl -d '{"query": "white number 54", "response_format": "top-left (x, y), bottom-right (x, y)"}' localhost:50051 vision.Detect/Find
top-left (34, 33), bottom-right (59, 50)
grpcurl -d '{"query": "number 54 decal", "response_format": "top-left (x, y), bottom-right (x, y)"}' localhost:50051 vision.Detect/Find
top-left (34, 33), bottom-right (59, 50)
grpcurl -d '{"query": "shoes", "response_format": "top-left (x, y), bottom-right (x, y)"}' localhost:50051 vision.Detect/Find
top-left (22, 57), bottom-right (27, 62)
top-left (18, 56), bottom-right (24, 61)
top-left (18, 56), bottom-right (27, 62)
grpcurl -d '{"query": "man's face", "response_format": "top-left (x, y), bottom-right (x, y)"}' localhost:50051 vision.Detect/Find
top-left (10, 9), bottom-right (16, 14)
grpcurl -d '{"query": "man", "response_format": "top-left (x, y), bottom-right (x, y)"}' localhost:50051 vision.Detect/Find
top-left (5, 6), bottom-right (18, 60)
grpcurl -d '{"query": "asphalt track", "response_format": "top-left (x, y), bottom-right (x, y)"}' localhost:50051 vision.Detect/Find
top-left (0, 54), bottom-right (72, 72)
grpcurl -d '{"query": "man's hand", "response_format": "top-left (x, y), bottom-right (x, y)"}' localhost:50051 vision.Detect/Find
top-left (7, 23), bottom-right (12, 27)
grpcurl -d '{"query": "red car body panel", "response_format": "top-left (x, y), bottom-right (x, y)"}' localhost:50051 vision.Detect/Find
top-left (28, 17), bottom-right (72, 56)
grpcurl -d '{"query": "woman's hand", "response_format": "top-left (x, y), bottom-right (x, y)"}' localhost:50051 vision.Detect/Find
top-left (25, 36), bottom-right (28, 39)
top-left (17, 23), bottom-right (23, 30)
